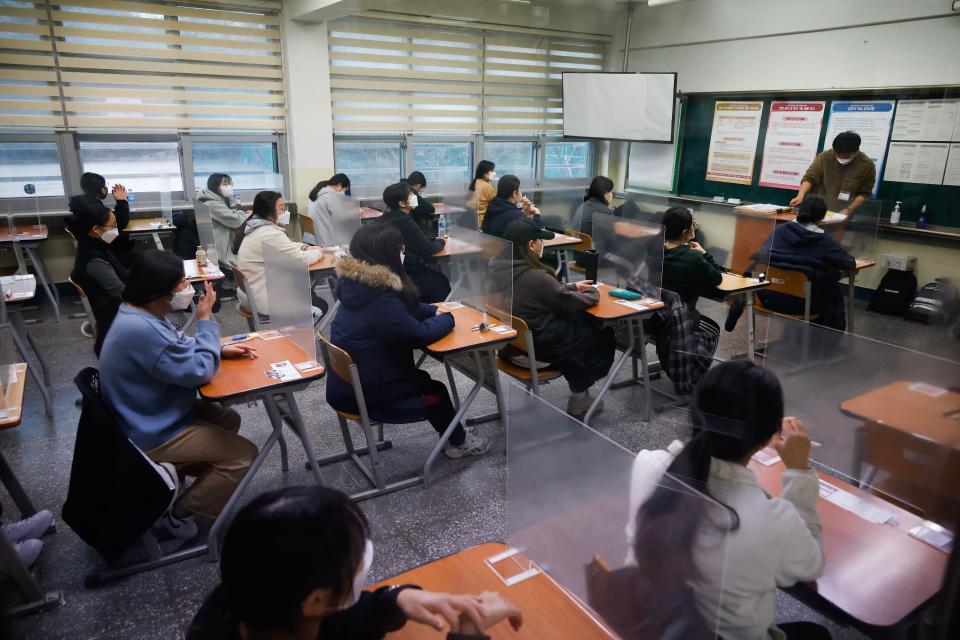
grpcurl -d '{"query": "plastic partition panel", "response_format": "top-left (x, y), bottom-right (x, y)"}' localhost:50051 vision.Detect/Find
top-left (159, 174), bottom-right (173, 225)
top-left (193, 199), bottom-right (214, 251)
top-left (262, 239), bottom-right (318, 364)
top-left (445, 225), bottom-right (512, 330)
top-left (506, 385), bottom-right (732, 637)
top-left (591, 212), bottom-right (664, 297)
top-left (760, 314), bottom-right (960, 529)
top-left (539, 184), bottom-right (586, 233)
top-left (327, 191), bottom-right (361, 248)
top-left (439, 184), bottom-right (478, 231)
top-left (823, 195), bottom-right (881, 271)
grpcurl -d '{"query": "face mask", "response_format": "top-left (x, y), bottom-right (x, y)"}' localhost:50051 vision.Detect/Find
top-left (836, 156), bottom-right (853, 166)
top-left (220, 185), bottom-right (234, 199)
top-left (170, 285), bottom-right (194, 311)
top-left (341, 540), bottom-right (374, 610)
top-left (100, 227), bottom-right (119, 244)
top-left (277, 210), bottom-right (291, 226)
top-left (400, 250), bottom-right (406, 264)
top-left (407, 193), bottom-right (419, 209)
top-left (488, 171), bottom-right (497, 181)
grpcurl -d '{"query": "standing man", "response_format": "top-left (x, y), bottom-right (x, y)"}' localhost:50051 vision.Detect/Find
top-left (789, 131), bottom-right (876, 218)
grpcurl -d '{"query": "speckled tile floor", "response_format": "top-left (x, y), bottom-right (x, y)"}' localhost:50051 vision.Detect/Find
top-left (0, 291), bottom-right (951, 639)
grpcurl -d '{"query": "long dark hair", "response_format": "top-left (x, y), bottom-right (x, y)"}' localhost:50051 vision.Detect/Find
top-left (309, 173), bottom-right (351, 202)
top-left (469, 160), bottom-right (495, 192)
top-left (796, 196), bottom-right (827, 225)
top-left (232, 190), bottom-right (282, 256)
top-left (219, 486), bottom-right (370, 633)
top-left (67, 195), bottom-right (111, 239)
top-left (632, 361), bottom-right (784, 594)
top-left (584, 175), bottom-right (614, 203)
top-left (349, 223), bottom-right (420, 312)
top-left (662, 206), bottom-right (693, 242)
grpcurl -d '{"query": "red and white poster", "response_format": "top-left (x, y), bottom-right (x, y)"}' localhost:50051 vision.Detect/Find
top-left (758, 101), bottom-right (826, 189)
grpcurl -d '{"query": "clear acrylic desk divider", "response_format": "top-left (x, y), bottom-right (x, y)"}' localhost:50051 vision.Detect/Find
top-left (262, 240), bottom-right (319, 372)
top-left (506, 384), bottom-right (732, 636)
top-left (591, 212), bottom-right (663, 298)
top-left (439, 183), bottom-right (478, 231)
top-left (328, 190), bottom-right (361, 247)
top-left (539, 182), bottom-right (585, 233)
top-left (159, 173), bottom-right (173, 227)
top-left (193, 198), bottom-right (214, 251)
top-left (445, 225), bottom-right (513, 331)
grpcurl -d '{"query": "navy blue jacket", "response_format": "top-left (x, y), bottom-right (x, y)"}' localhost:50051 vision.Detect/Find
top-left (377, 209), bottom-right (444, 270)
top-left (481, 197), bottom-right (543, 238)
top-left (325, 257), bottom-right (455, 423)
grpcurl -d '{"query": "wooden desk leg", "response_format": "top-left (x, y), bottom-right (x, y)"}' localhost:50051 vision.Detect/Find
top-left (745, 291), bottom-right (756, 363)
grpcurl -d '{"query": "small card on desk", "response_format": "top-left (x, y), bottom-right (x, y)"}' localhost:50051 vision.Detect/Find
top-left (752, 447), bottom-right (781, 466)
top-left (266, 360), bottom-right (301, 382)
top-left (908, 382), bottom-right (947, 398)
top-left (295, 360), bottom-right (322, 373)
top-left (616, 299), bottom-right (649, 311)
top-left (909, 521), bottom-right (953, 552)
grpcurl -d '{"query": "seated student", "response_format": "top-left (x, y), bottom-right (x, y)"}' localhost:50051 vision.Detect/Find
top-left (661, 206), bottom-right (723, 333)
top-left (79, 172), bottom-right (134, 264)
top-left (98, 251), bottom-right (259, 535)
top-left (234, 190), bottom-right (324, 319)
top-left (304, 173), bottom-right (351, 247)
top-left (626, 360), bottom-right (827, 640)
top-left (327, 224), bottom-right (490, 459)
top-left (468, 160), bottom-right (496, 227)
top-left (67, 195), bottom-right (126, 299)
top-left (376, 181), bottom-right (451, 304)
top-left (404, 171), bottom-right (438, 238)
top-left (501, 218), bottom-right (615, 419)
top-left (198, 173), bottom-right (247, 268)
top-left (573, 175), bottom-right (614, 236)
top-left (480, 175), bottom-right (543, 238)
top-left (744, 196), bottom-right (855, 332)
top-left (188, 485), bottom-right (522, 640)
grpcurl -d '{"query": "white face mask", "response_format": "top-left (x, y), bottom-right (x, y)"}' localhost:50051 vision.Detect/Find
top-left (100, 227), bottom-right (119, 244)
top-left (400, 250), bottom-right (406, 264)
top-left (488, 171), bottom-right (497, 181)
top-left (341, 540), bottom-right (374, 610)
top-left (277, 210), bottom-right (291, 226)
top-left (406, 193), bottom-right (418, 209)
top-left (220, 185), bottom-right (234, 199)
top-left (170, 284), bottom-right (194, 311)
top-left (836, 156), bottom-right (854, 166)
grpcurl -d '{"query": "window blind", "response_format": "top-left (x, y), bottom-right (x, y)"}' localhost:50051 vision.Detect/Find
top-left (0, 0), bottom-right (62, 128)
top-left (1, 0), bottom-right (285, 131)
top-left (328, 17), bottom-right (606, 135)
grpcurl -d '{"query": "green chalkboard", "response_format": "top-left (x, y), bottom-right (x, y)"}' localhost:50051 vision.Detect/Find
top-left (676, 88), bottom-right (960, 228)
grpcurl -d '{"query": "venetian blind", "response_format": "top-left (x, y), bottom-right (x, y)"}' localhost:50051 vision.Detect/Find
top-left (1, 0), bottom-right (285, 131)
top-left (328, 17), bottom-right (606, 135)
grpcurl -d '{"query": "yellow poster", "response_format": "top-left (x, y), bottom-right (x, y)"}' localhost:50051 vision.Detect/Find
top-left (706, 101), bottom-right (764, 185)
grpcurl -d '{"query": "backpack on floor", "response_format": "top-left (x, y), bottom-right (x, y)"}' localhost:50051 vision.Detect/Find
top-left (905, 279), bottom-right (958, 326)
top-left (868, 269), bottom-right (917, 316)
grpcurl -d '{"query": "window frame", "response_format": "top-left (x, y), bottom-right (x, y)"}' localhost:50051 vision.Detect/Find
top-left (478, 136), bottom-right (541, 186)
top-left (180, 133), bottom-right (288, 203)
top-left (75, 133), bottom-right (188, 207)
top-left (332, 134), bottom-right (406, 197)
top-left (0, 133), bottom-right (70, 213)
top-left (542, 136), bottom-right (596, 184)
top-left (407, 134), bottom-right (476, 189)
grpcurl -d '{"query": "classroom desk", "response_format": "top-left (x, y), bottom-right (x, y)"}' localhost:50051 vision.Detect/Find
top-left (432, 237), bottom-right (484, 259)
top-left (749, 458), bottom-right (948, 631)
top-left (707, 273), bottom-right (770, 362)
top-left (122, 217), bottom-right (176, 250)
top-left (0, 224), bottom-right (60, 322)
top-left (373, 543), bottom-right (616, 640)
top-left (543, 232), bottom-right (582, 281)
top-left (730, 208), bottom-right (845, 275)
top-left (361, 207), bottom-right (383, 221)
top-left (183, 259), bottom-right (226, 283)
top-left (308, 251), bottom-right (339, 273)
top-left (0, 276), bottom-right (51, 417)
top-left (582, 284), bottom-right (664, 425)
top-left (843, 258), bottom-right (876, 334)
top-left (199, 333), bottom-right (326, 561)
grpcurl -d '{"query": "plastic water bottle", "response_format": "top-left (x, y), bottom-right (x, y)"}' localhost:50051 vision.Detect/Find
top-left (195, 245), bottom-right (207, 274)
top-left (438, 213), bottom-right (447, 238)
top-left (127, 188), bottom-right (136, 206)
top-left (916, 205), bottom-right (928, 230)
top-left (890, 201), bottom-right (902, 225)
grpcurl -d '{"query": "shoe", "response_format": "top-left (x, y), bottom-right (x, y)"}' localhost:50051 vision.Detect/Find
top-left (566, 392), bottom-right (593, 419)
top-left (80, 321), bottom-right (95, 340)
top-left (725, 298), bottom-right (745, 332)
top-left (7, 539), bottom-right (43, 569)
top-left (2, 509), bottom-right (54, 544)
top-left (444, 432), bottom-right (492, 459)
top-left (153, 511), bottom-right (199, 541)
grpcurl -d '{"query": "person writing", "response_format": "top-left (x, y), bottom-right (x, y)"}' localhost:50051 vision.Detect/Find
top-left (661, 206), bottom-right (723, 332)
top-left (198, 173), bottom-right (247, 268)
top-left (789, 131), bottom-right (876, 219)
top-left (468, 160), bottom-right (496, 227)
top-left (98, 251), bottom-right (258, 538)
top-left (480, 175), bottom-right (542, 238)
top-left (187, 485), bottom-right (522, 640)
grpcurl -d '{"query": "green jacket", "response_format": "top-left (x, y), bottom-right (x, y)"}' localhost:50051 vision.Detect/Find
top-left (662, 245), bottom-right (723, 324)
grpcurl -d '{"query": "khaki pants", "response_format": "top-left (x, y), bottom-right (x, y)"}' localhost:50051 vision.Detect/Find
top-left (146, 400), bottom-right (257, 520)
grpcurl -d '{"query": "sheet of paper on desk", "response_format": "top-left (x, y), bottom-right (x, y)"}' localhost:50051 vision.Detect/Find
top-left (908, 382), bottom-right (947, 398)
top-left (819, 480), bottom-right (895, 525)
top-left (752, 447), bottom-right (781, 466)
top-left (295, 360), bottom-right (322, 373)
top-left (616, 299), bottom-right (649, 311)
top-left (909, 521), bottom-right (954, 552)
top-left (267, 360), bottom-right (301, 382)
top-left (149, 221), bottom-right (162, 228)
top-left (743, 203), bottom-right (785, 213)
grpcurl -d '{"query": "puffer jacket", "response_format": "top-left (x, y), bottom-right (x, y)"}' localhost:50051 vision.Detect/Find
top-left (198, 188), bottom-right (246, 266)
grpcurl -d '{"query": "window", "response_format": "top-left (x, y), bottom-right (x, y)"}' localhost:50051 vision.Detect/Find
top-left (544, 141), bottom-right (592, 179)
top-left (79, 140), bottom-right (183, 193)
top-left (411, 141), bottom-right (473, 185)
top-left (334, 141), bottom-right (403, 186)
top-left (483, 141), bottom-right (537, 181)
top-left (0, 142), bottom-right (64, 198)
top-left (191, 142), bottom-right (280, 193)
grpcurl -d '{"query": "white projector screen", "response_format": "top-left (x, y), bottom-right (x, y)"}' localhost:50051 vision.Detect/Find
top-left (562, 72), bottom-right (677, 143)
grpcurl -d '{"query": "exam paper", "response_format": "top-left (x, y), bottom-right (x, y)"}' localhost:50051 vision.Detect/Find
top-left (819, 480), bottom-right (895, 525)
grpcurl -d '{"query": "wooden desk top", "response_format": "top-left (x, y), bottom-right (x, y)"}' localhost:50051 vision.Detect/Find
top-left (750, 460), bottom-right (947, 627)
top-left (543, 233), bottom-right (582, 249)
top-left (361, 207), bottom-right (383, 221)
top-left (0, 224), bottom-right (48, 243)
top-left (585, 284), bottom-right (663, 321)
top-left (0, 363), bottom-right (28, 429)
top-left (841, 381), bottom-right (960, 448)
top-left (183, 259), bottom-right (225, 282)
top-left (123, 218), bottom-right (176, 233)
top-left (854, 258), bottom-right (877, 271)
top-left (715, 272), bottom-right (770, 295)
top-left (373, 543), bottom-right (616, 640)
top-left (433, 237), bottom-right (484, 258)
top-left (199, 335), bottom-right (325, 402)
top-left (733, 207), bottom-right (846, 226)
top-left (308, 252), bottom-right (339, 272)
top-left (427, 305), bottom-right (517, 355)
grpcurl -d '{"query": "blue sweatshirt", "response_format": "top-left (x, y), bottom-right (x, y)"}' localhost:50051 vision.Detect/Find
top-left (99, 304), bottom-right (222, 451)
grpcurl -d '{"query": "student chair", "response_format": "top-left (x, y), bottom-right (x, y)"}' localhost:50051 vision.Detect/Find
top-left (227, 260), bottom-right (267, 331)
top-left (565, 229), bottom-right (593, 275)
top-left (495, 315), bottom-right (562, 396)
top-left (299, 212), bottom-right (316, 241)
top-left (752, 266), bottom-right (820, 323)
top-left (68, 277), bottom-right (97, 340)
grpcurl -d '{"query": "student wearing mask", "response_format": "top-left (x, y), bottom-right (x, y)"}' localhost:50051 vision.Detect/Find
top-left (480, 175), bottom-right (542, 239)
top-left (376, 181), bottom-right (451, 304)
top-left (79, 171), bottom-right (135, 263)
top-left (627, 361), bottom-right (827, 640)
top-left (790, 131), bottom-right (876, 219)
top-left (661, 206), bottom-right (723, 331)
top-left (468, 160), bottom-right (496, 227)
top-left (573, 175), bottom-right (615, 236)
top-left (304, 173), bottom-right (351, 247)
top-left (235, 191), bottom-right (323, 318)
top-left (187, 485), bottom-right (522, 640)
top-left (327, 224), bottom-right (490, 459)
top-left (98, 251), bottom-right (258, 536)
top-left (502, 218), bottom-right (615, 419)
top-left (198, 173), bottom-right (246, 268)
top-left (404, 171), bottom-right (438, 238)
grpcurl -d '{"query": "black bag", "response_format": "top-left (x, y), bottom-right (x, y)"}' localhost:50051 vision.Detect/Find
top-left (905, 279), bottom-right (959, 326)
top-left (868, 269), bottom-right (917, 316)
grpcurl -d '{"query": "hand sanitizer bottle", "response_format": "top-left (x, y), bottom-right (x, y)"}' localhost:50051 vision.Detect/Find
top-left (890, 201), bottom-right (902, 225)
top-left (916, 205), bottom-right (928, 230)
